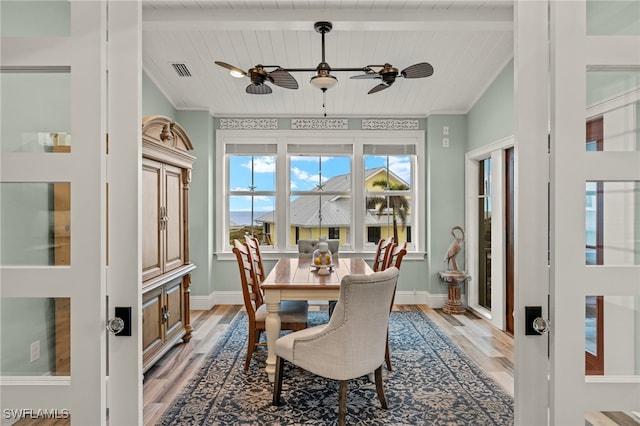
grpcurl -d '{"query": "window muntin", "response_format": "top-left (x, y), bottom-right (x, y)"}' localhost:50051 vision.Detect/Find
top-left (218, 132), bottom-right (423, 254)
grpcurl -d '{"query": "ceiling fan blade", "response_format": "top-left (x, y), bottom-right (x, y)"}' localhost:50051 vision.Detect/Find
top-left (269, 69), bottom-right (299, 89)
top-left (215, 61), bottom-right (248, 77)
top-left (401, 62), bottom-right (434, 79)
top-left (368, 83), bottom-right (390, 94)
top-left (350, 74), bottom-right (380, 80)
top-left (246, 84), bottom-right (272, 95)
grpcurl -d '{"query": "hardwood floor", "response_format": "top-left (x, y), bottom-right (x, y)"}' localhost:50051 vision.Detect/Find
top-left (143, 304), bottom-right (515, 425)
top-left (11, 304), bottom-right (638, 425)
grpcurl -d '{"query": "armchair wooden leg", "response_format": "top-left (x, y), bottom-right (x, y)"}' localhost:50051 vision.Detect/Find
top-left (272, 356), bottom-right (285, 406)
top-left (384, 330), bottom-right (392, 371)
top-left (338, 380), bottom-right (347, 426)
top-left (374, 366), bottom-right (388, 409)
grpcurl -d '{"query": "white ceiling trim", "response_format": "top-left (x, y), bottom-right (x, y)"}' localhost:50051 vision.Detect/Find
top-left (142, 8), bottom-right (513, 32)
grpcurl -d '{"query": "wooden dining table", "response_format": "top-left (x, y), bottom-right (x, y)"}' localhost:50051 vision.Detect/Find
top-left (260, 256), bottom-right (373, 382)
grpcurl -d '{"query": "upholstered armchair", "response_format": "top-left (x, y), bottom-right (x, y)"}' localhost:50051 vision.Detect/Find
top-left (297, 238), bottom-right (340, 257)
top-left (273, 267), bottom-right (400, 426)
top-left (296, 239), bottom-right (318, 257)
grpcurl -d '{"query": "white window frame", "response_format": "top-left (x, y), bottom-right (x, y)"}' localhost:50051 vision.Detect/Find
top-left (216, 129), bottom-right (425, 259)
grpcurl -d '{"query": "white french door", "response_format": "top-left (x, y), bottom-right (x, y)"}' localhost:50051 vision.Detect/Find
top-left (0, 1), bottom-right (141, 424)
top-left (515, 1), bottom-right (640, 423)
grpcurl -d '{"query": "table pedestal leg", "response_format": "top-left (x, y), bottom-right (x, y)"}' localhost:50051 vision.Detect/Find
top-left (443, 282), bottom-right (466, 314)
top-left (264, 300), bottom-right (281, 383)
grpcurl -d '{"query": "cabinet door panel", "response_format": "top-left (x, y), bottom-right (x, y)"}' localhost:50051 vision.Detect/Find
top-left (142, 159), bottom-right (163, 281)
top-left (142, 287), bottom-right (164, 365)
top-left (163, 164), bottom-right (184, 272)
top-left (164, 278), bottom-right (184, 343)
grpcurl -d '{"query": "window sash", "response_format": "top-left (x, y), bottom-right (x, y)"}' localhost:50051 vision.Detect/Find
top-left (217, 130), bottom-right (424, 254)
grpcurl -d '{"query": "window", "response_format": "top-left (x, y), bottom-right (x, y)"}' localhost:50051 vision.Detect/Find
top-left (367, 226), bottom-right (381, 243)
top-left (364, 145), bottom-right (415, 245)
top-left (328, 227), bottom-right (340, 240)
top-left (289, 153), bottom-right (351, 246)
top-left (217, 130), bottom-right (424, 254)
top-left (226, 148), bottom-right (277, 246)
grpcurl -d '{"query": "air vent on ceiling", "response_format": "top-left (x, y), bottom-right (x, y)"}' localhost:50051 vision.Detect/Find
top-left (171, 63), bottom-right (191, 77)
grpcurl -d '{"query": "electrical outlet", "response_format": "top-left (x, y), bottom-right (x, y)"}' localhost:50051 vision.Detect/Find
top-left (442, 138), bottom-right (449, 148)
top-left (30, 340), bottom-right (40, 363)
top-left (443, 126), bottom-right (449, 135)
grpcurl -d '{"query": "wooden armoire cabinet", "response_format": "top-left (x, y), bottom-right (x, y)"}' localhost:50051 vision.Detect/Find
top-left (141, 115), bottom-right (196, 371)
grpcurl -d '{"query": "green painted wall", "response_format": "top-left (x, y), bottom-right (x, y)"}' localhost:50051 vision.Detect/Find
top-left (426, 115), bottom-right (468, 295)
top-left (466, 59), bottom-right (514, 151)
top-left (175, 111), bottom-right (216, 297)
top-left (142, 72), bottom-right (176, 120)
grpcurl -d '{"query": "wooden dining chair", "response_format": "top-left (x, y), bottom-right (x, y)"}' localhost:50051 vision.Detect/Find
top-left (386, 241), bottom-right (408, 270)
top-left (273, 267), bottom-right (399, 426)
top-left (372, 237), bottom-right (394, 272)
top-left (383, 241), bottom-right (407, 371)
top-left (244, 234), bottom-right (266, 286)
top-left (232, 240), bottom-right (309, 370)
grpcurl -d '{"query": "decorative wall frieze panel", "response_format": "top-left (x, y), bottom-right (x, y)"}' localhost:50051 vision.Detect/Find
top-left (361, 119), bottom-right (419, 130)
top-left (291, 118), bottom-right (348, 130)
top-left (219, 118), bottom-right (279, 130)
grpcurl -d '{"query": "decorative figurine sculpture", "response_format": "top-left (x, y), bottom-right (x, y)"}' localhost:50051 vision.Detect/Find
top-left (440, 226), bottom-right (469, 314)
top-left (444, 226), bottom-right (465, 272)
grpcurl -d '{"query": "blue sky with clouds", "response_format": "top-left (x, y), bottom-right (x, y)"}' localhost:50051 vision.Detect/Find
top-left (229, 154), bottom-right (411, 213)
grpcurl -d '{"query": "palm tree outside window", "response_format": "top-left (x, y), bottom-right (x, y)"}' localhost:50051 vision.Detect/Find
top-left (364, 153), bottom-right (413, 244)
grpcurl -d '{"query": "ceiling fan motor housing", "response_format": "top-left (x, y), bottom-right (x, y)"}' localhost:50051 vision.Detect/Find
top-left (249, 65), bottom-right (270, 85)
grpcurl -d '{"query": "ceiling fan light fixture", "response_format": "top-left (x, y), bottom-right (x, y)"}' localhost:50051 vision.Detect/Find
top-left (310, 73), bottom-right (338, 91)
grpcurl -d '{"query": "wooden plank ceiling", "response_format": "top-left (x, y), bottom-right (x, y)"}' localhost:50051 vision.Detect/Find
top-left (142, 0), bottom-right (514, 118)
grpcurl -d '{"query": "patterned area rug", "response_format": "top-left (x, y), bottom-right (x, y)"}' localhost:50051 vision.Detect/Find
top-left (159, 310), bottom-right (514, 425)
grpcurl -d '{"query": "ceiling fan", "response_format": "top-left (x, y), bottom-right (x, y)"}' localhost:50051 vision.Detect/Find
top-left (215, 21), bottom-right (434, 96)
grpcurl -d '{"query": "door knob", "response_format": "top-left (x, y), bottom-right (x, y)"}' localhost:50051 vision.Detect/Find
top-left (532, 317), bottom-right (551, 335)
top-left (106, 307), bottom-right (132, 336)
top-left (106, 317), bottom-right (125, 335)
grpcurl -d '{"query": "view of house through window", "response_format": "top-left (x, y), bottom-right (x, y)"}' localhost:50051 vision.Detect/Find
top-left (288, 155), bottom-right (351, 245)
top-left (220, 135), bottom-right (421, 253)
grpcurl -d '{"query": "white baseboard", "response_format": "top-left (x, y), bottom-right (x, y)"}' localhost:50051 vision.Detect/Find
top-left (191, 291), bottom-right (446, 311)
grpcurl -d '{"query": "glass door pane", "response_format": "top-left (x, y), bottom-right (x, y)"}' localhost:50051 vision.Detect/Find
top-left (478, 158), bottom-right (492, 309)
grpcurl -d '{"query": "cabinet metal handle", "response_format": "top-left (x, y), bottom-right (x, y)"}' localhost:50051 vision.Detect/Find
top-left (161, 306), bottom-right (171, 324)
top-left (159, 206), bottom-right (168, 230)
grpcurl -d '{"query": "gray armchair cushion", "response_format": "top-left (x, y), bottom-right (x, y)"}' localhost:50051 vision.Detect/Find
top-left (297, 239), bottom-right (339, 256)
top-left (297, 239), bottom-right (319, 257)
